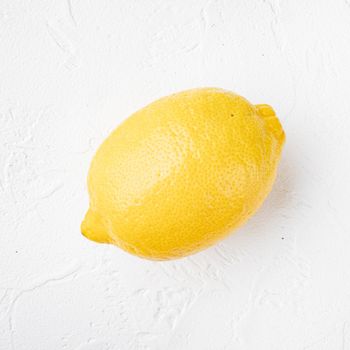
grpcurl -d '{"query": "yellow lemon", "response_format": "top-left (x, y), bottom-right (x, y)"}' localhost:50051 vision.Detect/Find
top-left (81, 88), bottom-right (285, 260)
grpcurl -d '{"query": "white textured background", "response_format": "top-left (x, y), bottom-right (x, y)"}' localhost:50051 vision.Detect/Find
top-left (1, 0), bottom-right (350, 349)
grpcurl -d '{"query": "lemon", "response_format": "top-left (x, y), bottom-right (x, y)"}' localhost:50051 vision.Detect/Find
top-left (81, 88), bottom-right (285, 260)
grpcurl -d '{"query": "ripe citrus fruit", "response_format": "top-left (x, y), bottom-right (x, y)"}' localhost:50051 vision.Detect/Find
top-left (81, 88), bottom-right (285, 260)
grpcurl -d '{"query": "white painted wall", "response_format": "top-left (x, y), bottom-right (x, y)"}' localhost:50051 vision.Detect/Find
top-left (1, 1), bottom-right (350, 349)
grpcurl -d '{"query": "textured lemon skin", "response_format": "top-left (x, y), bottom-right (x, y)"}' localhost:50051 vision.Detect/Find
top-left (81, 88), bottom-right (285, 260)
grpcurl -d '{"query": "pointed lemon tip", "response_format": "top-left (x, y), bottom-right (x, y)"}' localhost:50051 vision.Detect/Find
top-left (255, 104), bottom-right (286, 146)
top-left (81, 209), bottom-right (110, 244)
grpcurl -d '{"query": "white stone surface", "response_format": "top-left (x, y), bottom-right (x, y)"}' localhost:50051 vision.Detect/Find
top-left (1, 0), bottom-right (350, 349)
